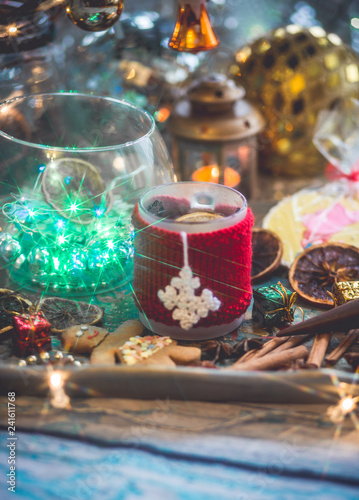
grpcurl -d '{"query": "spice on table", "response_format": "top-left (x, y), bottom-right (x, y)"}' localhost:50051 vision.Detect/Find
top-left (202, 338), bottom-right (262, 363)
top-left (229, 345), bottom-right (308, 371)
top-left (248, 336), bottom-right (290, 359)
top-left (302, 333), bottom-right (331, 369)
top-left (202, 340), bottom-right (233, 363)
top-left (277, 298), bottom-right (359, 337)
top-left (232, 338), bottom-right (263, 357)
top-left (344, 352), bottom-right (359, 371)
top-left (325, 329), bottom-right (359, 367)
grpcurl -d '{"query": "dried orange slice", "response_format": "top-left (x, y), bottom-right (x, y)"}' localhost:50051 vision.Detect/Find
top-left (39, 297), bottom-right (104, 333)
top-left (251, 228), bottom-right (283, 283)
top-left (289, 243), bottom-right (359, 307)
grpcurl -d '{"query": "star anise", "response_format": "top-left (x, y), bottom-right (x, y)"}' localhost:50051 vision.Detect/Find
top-left (202, 340), bottom-right (233, 363)
top-left (202, 338), bottom-right (263, 363)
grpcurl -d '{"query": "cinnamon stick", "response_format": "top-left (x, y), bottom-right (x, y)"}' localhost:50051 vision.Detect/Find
top-left (229, 345), bottom-right (308, 371)
top-left (274, 335), bottom-right (310, 353)
top-left (249, 336), bottom-right (289, 359)
top-left (325, 329), bottom-right (359, 367)
top-left (344, 352), bottom-right (359, 370)
top-left (276, 298), bottom-right (359, 337)
top-left (236, 349), bottom-right (258, 363)
top-left (303, 333), bottom-right (331, 368)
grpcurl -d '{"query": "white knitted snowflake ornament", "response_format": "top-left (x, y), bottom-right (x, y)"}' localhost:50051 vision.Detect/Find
top-left (157, 232), bottom-right (221, 330)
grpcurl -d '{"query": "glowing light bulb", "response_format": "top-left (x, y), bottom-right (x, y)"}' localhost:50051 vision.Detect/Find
top-left (70, 202), bottom-right (78, 213)
top-left (58, 235), bottom-right (66, 245)
top-left (49, 371), bottom-right (70, 409)
top-left (340, 396), bottom-right (356, 414)
top-left (107, 240), bottom-right (114, 250)
top-left (50, 371), bottom-right (63, 389)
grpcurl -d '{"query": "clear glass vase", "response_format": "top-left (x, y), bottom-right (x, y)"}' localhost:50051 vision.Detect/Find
top-left (0, 92), bottom-right (174, 296)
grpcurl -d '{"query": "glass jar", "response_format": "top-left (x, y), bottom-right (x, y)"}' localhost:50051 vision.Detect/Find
top-left (0, 92), bottom-right (174, 296)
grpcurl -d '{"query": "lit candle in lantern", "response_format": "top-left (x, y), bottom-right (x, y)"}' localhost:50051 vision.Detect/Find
top-left (191, 165), bottom-right (241, 188)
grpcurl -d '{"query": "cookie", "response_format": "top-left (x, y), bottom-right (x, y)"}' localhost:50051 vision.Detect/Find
top-left (118, 336), bottom-right (202, 367)
top-left (61, 324), bottom-right (109, 354)
top-left (90, 320), bottom-right (201, 366)
top-left (90, 320), bottom-right (143, 365)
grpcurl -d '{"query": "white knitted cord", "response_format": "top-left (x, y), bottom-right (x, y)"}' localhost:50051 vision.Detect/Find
top-left (157, 232), bottom-right (221, 330)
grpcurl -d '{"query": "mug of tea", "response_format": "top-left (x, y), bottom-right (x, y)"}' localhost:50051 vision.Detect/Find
top-left (131, 182), bottom-right (253, 340)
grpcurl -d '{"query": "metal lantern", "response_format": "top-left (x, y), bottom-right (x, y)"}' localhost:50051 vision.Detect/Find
top-left (168, 74), bottom-right (265, 199)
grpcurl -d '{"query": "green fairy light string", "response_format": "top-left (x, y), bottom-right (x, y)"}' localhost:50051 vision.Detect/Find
top-left (0, 159), bottom-right (134, 295)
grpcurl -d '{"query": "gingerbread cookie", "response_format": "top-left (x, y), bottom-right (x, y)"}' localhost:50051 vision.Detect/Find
top-left (90, 320), bottom-right (143, 364)
top-left (90, 320), bottom-right (201, 366)
top-left (61, 324), bottom-right (109, 354)
top-left (118, 336), bottom-right (201, 367)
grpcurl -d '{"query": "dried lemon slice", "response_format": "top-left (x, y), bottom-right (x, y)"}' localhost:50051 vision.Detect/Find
top-left (175, 211), bottom-right (224, 223)
top-left (41, 158), bottom-right (113, 224)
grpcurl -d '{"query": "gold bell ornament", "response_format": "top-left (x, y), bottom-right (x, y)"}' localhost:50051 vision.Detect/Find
top-left (169, 0), bottom-right (219, 53)
top-left (66, 0), bottom-right (123, 32)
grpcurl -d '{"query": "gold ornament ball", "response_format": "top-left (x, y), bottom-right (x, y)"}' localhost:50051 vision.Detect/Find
top-left (53, 350), bottom-right (64, 362)
top-left (232, 25), bottom-right (359, 176)
top-left (39, 351), bottom-right (51, 363)
top-left (26, 354), bottom-right (38, 365)
top-left (66, 0), bottom-right (123, 32)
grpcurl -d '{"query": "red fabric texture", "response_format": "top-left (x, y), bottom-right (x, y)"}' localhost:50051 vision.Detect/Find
top-left (132, 204), bottom-right (254, 328)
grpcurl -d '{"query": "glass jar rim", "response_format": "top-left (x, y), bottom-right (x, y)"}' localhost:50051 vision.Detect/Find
top-left (139, 181), bottom-right (248, 233)
top-left (0, 92), bottom-right (156, 153)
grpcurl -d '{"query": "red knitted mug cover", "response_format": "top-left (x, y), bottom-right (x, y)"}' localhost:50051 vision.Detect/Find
top-left (132, 203), bottom-right (254, 328)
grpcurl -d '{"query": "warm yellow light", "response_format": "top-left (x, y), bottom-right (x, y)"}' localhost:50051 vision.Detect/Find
top-left (289, 74), bottom-right (306, 95)
top-left (126, 68), bottom-right (136, 80)
top-left (236, 46), bottom-right (252, 63)
top-left (258, 41), bottom-right (271, 53)
top-left (346, 63), bottom-right (359, 83)
top-left (309, 26), bottom-right (326, 38)
top-left (286, 25), bottom-right (301, 34)
top-left (211, 166), bottom-right (219, 177)
top-left (340, 396), bottom-right (356, 413)
top-left (156, 107), bottom-right (170, 123)
top-left (50, 371), bottom-right (63, 389)
top-left (192, 165), bottom-right (240, 188)
top-left (8, 26), bottom-right (17, 35)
